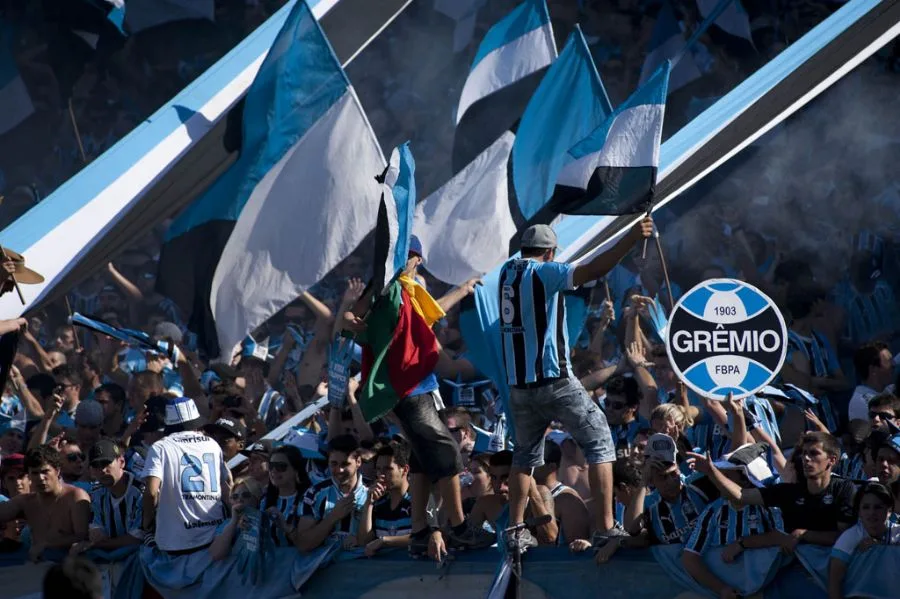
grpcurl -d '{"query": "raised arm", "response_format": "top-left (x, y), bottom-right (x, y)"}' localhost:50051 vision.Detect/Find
top-left (572, 218), bottom-right (653, 288)
top-left (688, 452), bottom-right (764, 506)
top-left (437, 278), bottom-right (481, 313)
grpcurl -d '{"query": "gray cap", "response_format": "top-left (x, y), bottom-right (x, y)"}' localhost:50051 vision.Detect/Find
top-left (520, 224), bottom-right (557, 250)
top-left (644, 433), bottom-right (677, 464)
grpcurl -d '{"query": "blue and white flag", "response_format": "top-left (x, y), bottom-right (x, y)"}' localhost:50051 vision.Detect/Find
top-left (551, 61), bottom-right (670, 216)
top-left (455, 0), bottom-right (556, 125)
top-left (197, 0), bottom-right (385, 359)
top-left (696, 0), bottom-right (753, 44)
top-left (640, 3), bottom-right (701, 94)
top-left (512, 25), bottom-right (613, 220)
top-left (372, 142), bottom-right (416, 292)
top-left (413, 132), bottom-right (517, 286)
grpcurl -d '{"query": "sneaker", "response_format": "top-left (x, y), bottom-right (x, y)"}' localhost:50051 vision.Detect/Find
top-left (446, 524), bottom-right (496, 552)
top-left (591, 522), bottom-right (630, 549)
top-left (408, 532), bottom-right (430, 559)
top-left (503, 527), bottom-right (538, 555)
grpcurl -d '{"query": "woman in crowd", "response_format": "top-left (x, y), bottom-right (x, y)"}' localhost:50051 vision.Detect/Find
top-left (259, 445), bottom-right (311, 547)
top-left (828, 482), bottom-right (900, 599)
top-left (209, 478), bottom-right (265, 561)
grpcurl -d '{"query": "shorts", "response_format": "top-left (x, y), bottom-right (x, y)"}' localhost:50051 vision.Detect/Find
top-left (509, 377), bottom-right (615, 468)
top-left (392, 391), bottom-right (463, 483)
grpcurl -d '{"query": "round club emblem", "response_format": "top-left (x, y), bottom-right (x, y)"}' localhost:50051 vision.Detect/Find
top-left (665, 279), bottom-right (787, 401)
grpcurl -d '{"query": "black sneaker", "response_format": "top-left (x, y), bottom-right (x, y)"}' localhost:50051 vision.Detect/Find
top-left (591, 522), bottom-right (630, 549)
top-left (446, 524), bottom-right (496, 552)
top-left (408, 534), bottom-right (429, 559)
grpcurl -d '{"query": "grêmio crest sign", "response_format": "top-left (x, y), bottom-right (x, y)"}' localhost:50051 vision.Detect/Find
top-left (665, 279), bottom-right (787, 401)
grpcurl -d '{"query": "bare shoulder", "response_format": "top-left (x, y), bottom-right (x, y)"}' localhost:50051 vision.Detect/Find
top-left (63, 484), bottom-right (91, 502)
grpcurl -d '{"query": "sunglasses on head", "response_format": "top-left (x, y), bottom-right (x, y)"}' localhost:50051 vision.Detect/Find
top-left (66, 452), bottom-right (85, 462)
top-left (269, 461), bottom-right (290, 473)
top-left (230, 491), bottom-right (253, 502)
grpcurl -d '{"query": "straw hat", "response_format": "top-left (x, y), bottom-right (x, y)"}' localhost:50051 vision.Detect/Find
top-left (1, 247), bottom-right (44, 284)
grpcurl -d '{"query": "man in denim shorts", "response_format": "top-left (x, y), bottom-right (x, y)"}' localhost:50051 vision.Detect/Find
top-left (498, 217), bottom-right (653, 551)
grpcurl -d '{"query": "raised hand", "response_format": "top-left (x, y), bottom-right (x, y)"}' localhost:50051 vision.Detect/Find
top-left (343, 278), bottom-right (366, 305)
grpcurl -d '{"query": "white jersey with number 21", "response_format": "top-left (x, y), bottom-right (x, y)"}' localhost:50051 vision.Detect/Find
top-left (143, 431), bottom-right (228, 551)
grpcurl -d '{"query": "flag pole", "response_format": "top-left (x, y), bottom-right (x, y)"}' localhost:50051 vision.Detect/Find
top-left (68, 99), bottom-right (88, 164)
top-left (653, 231), bottom-right (677, 312)
top-left (0, 248), bottom-right (26, 305)
top-left (63, 295), bottom-right (82, 351)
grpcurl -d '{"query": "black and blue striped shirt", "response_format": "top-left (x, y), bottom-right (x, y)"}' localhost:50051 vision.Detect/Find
top-left (684, 499), bottom-right (784, 554)
top-left (499, 259), bottom-right (577, 386)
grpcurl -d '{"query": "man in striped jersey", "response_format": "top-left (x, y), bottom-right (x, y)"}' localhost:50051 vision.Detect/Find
top-left (294, 434), bottom-right (369, 552)
top-left (592, 435), bottom-right (720, 564)
top-left (499, 218), bottom-right (653, 551)
top-left (681, 453), bottom-right (783, 599)
top-left (71, 439), bottom-right (143, 555)
top-left (356, 440), bottom-right (413, 556)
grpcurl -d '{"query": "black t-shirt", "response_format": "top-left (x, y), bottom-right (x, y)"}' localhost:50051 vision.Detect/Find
top-left (758, 477), bottom-right (857, 532)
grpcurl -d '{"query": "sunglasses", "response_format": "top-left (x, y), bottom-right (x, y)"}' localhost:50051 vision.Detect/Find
top-left (870, 411), bottom-right (895, 421)
top-left (269, 462), bottom-right (290, 473)
top-left (608, 401), bottom-right (628, 411)
top-left (66, 452), bottom-right (85, 462)
top-left (230, 491), bottom-right (253, 502)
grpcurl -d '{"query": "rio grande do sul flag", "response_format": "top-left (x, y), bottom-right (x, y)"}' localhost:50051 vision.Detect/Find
top-left (357, 276), bottom-right (442, 422)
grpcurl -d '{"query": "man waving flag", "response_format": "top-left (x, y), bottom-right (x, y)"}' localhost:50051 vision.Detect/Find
top-left (551, 61), bottom-right (670, 216)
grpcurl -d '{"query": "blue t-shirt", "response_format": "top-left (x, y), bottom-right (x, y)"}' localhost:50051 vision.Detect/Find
top-left (498, 258), bottom-right (577, 386)
top-left (684, 499), bottom-right (784, 554)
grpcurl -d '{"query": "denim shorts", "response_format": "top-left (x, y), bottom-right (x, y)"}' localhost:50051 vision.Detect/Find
top-left (508, 377), bottom-right (615, 468)
top-left (393, 392), bottom-right (463, 483)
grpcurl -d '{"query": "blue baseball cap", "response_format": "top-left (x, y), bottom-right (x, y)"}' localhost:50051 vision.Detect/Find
top-left (409, 235), bottom-right (424, 262)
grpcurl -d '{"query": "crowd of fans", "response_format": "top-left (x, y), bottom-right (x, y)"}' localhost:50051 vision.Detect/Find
top-left (1, 0), bottom-right (900, 598)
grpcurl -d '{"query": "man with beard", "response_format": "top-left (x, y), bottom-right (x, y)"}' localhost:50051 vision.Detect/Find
top-left (0, 446), bottom-right (90, 560)
top-left (294, 434), bottom-right (369, 552)
top-left (71, 440), bottom-right (144, 555)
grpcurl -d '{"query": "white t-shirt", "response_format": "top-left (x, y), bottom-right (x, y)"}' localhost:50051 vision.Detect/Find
top-left (142, 431), bottom-right (229, 551)
top-left (831, 521), bottom-right (900, 562)
top-left (848, 384), bottom-right (895, 421)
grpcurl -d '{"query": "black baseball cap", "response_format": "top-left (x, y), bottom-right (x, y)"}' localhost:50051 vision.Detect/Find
top-left (89, 439), bottom-right (123, 466)
top-left (239, 440), bottom-right (272, 458)
top-left (204, 417), bottom-right (246, 440)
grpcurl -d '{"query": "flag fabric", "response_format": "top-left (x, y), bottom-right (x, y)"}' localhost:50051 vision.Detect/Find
top-left (413, 131), bottom-right (517, 286)
top-left (158, 0), bottom-right (385, 359)
top-left (0, 23), bottom-right (34, 136)
top-left (371, 143), bottom-right (417, 295)
top-left (696, 0), bottom-right (753, 44)
top-left (551, 61), bottom-right (670, 216)
top-left (357, 277), bottom-right (441, 422)
top-left (43, 0), bottom-right (128, 102)
top-left (640, 2), bottom-right (702, 95)
top-left (511, 25), bottom-right (613, 221)
top-left (123, 0), bottom-right (214, 33)
top-left (451, 0), bottom-right (555, 174)
top-left (455, 0), bottom-right (556, 125)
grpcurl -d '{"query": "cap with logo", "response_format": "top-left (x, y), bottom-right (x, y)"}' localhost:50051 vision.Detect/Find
top-left (89, 439), bottom-right (123, 466)
top-left (75, 400), bottom-right (104, 428)
top-left (164, 396), bottom-right (202, 432)
top-left (240, 440), bottom-right (272, 458)
top-left (520, 224), bottom-right (557, 250)
top-left (204, 418), bottom-right (246, 440)
top-left (644, 433), bottom-right (678, 464)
